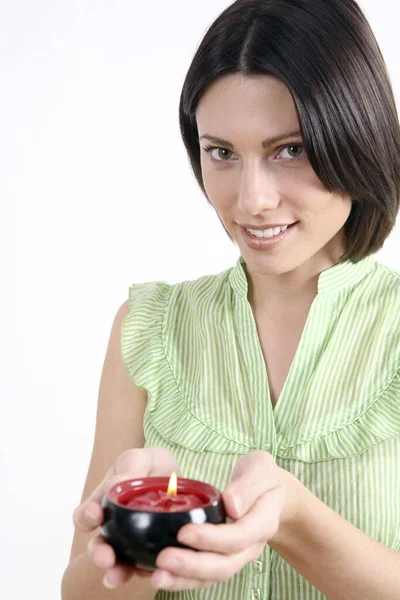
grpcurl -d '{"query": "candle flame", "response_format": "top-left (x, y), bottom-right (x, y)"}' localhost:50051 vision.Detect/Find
top-left (167, 472), bottom-right (178, 496)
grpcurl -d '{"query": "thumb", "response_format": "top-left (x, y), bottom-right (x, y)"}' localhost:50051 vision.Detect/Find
top-left (73, 447), bottom-right (181, 531)
top-left (145, 446), bottom-right (182, 477)
top-left (72, 449), bottom-right (152, 531)
top-left (96, 447), bottom-right (181, 500)
top-left (223, 450), bottom-right (283, 520)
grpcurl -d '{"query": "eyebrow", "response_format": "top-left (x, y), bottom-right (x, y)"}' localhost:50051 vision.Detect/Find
top-left (199, 130), bottom-right (302, 149)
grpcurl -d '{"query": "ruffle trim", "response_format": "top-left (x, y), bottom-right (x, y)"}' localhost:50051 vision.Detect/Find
top-left (121, 281), bottom-right (251, 455)
top-left (276, 368), bottom-right (400, 462)
top-left (122, 282), bottom-right (400, 461)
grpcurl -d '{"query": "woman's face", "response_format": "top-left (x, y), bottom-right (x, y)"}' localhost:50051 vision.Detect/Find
top-left (196, 74), bottom-right (352, 278)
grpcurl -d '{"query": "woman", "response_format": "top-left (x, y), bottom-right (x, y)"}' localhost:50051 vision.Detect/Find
top-left (62, 0), bottom-right (400, 598)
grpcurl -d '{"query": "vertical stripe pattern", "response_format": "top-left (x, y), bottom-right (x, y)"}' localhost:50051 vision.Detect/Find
top-left (121, 255), bottom-right (400, 600)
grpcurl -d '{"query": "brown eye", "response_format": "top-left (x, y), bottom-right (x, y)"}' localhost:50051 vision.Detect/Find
top-left (203, 145), bottom-right (235, 162)
top-left (277, 144), bottom-right (304, 160)
top-left (288, 144), bottom-right (303, 157)
top-left (215, 148), bottom-right (233, 160)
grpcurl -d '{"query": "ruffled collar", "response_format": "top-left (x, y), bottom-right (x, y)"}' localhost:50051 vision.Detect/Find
top-left (229, 254), bottom-right (377, 297)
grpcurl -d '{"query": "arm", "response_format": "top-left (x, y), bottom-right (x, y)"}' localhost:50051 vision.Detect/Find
top-left (62, 551), bottom-right (156, 600)
top-left (269, 478), bottom-right (400, 600)
top-left (61, 300), bottom-right (156, 600)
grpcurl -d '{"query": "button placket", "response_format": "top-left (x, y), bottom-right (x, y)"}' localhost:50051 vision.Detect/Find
top-left (254, 560), bottom-right (263, 575)
top-left (250, 559), bottom-right (264, 600)
top-left (251, 588), bottom-right (262, 600)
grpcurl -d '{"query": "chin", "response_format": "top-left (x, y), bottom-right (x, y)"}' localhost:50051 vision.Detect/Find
top-left (242, 251), bottom-right (286, 272)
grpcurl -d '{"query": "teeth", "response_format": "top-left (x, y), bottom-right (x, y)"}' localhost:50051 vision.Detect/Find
top-left (246, 225), bottom-right (289, 238)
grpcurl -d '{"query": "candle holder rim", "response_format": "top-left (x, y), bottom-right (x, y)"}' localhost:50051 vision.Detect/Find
top-left (104, 476), bottom-right (222, 512)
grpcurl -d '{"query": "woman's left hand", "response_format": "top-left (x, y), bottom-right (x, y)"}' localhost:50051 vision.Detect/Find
top-left (151, 450), bottom-right (302, 591)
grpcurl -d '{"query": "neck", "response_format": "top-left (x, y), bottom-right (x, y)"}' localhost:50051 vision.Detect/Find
top-left (245, 248), bottom-right (345, 313)
top-left (248, 274), bottom-right (318, 315)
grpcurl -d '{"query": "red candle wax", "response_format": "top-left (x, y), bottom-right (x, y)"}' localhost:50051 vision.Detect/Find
top-left (126, 490), bottom-right (204, 511)
top-left (108, 477), bottom-right (219, 513)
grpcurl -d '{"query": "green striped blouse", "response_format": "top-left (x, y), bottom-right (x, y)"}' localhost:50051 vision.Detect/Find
top-left (121, 254), bottom-right (400, 600)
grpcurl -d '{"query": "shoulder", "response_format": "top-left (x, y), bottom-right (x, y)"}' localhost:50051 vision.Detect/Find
top-left (365, 258), bottom-right (400, 365)
top-left (373, 257), bottom-right (400, 279)
top-left (172, 265), bottom-right (232, 299)
top-left (368, 258), bottom-right (400, 302)
top-left (126, 264), bottom-right (234, 311)
top-left (372, 257), bottom-right (400, 281)
top-left (377, 261), bottom-right (400, 289)
top-left (120, 264), bottom-right (234, 391)
top-left (117, 298), bottom-right (130, 317)
top-left (354, 258), bottom-right (400, 336)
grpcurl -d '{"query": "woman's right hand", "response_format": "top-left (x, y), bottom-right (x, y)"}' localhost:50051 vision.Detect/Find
top-left (72, 447), bottom-right (181, 589)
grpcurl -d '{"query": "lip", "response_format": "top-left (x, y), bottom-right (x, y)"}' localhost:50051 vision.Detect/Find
top-left (239, 222), bottom-right (297, 230)
top-left (240, 222), bottom-right (297, 249)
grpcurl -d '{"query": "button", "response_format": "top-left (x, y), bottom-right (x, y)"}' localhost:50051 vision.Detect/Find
top-left (254, 560), bottom-right (263, 574)
top-left (251, 588), bottom-right (262, 600)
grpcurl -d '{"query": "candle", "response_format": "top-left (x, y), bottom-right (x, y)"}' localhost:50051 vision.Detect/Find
top-left (116, 472), bottom-right (208, 512)
top-left (125, 489), bottom-right (205, 511)
top-left (101, 474), bottom-right (226, 570)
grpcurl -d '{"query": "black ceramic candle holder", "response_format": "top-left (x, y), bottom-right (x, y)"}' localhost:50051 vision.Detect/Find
top-left (101, 476), bottom-right (226, 571)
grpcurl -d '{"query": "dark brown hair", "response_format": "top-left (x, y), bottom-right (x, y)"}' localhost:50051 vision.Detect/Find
top-left (179, 0), bottom-right (400, 262)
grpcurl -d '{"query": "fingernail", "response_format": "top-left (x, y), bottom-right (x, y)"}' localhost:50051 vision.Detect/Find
top-left (103, 575), bottom-right (117, 589)
top-left (85, 510), bottom-right (99, 525)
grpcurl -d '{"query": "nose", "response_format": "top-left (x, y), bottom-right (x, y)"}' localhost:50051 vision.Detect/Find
top-left (236, 162), bottom-right (280, 216)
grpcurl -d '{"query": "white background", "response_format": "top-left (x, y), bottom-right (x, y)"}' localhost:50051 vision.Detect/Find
top-left (3, 1), bottom-right (399, 598)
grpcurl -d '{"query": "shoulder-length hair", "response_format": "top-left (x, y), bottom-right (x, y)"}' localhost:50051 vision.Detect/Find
top-left (179, 0), bottom-right (400, 262)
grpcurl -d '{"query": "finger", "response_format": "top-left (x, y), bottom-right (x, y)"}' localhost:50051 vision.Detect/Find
top-left (145, 447), bottom-right (182, 477)
top-left (87, 535), bottom-right (153, 583)
top-left (223, 450), bottom-right (282, 518)
top-left (103, 562), bottom-right (141, 588)
top-left (72, 449), bottom-right (153, 532)
top-left (80, 448), bottom-right (154, 513)
top-left (151, 569), bottom-right (215, 591)
top-left (101, 447), bottom-right (181, 495)
top-left (155, 544), bottom-right (262, 585)
top-left (112, 447), bottom-right (182, 481)
top-left (177, 485), bottom-right (286, 553)
top-left (72, 501), bottom-right (104, 532)
top-left (87, 534), bottom-right (116, 569)
top-left (72, 473), bottom-right (145, 532)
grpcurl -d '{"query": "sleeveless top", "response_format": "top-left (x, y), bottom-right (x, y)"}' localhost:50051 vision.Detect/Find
top-left (121, 254), bottom-right (400, 600)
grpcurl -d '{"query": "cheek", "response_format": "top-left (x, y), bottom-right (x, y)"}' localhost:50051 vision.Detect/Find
top-left (297, 170), bottom-right (351, 217)
top-left (202, 170), bottom-right (234, 208)
top-left (294, 172), bottom-right (325, 204)
top-left (312, 198), bottom-right (353, 238)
